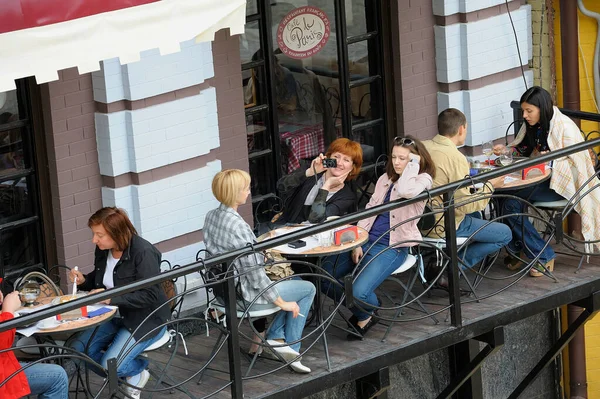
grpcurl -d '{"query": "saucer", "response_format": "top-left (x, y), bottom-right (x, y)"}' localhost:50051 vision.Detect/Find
top-left (51, 293), bottom-right (87, 305)
top-left (37, 319), bottom-right (61, 330)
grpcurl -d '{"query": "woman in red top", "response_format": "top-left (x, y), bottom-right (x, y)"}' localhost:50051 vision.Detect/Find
top-left (0, 291), bottom-right (68, 399)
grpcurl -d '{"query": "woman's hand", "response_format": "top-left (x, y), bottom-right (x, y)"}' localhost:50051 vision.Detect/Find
top-left (306, 154), bottom-right (326, 177)
top-left (408, 153), bottom-right (421, 164)
top-left (89, 288), bottom-right (111, 305)
top-left (493, 144), bottom-right (506, 156)
top-left (489, 176), bottom-right (505, 189)
top-left (274, 298), bottom-right (300, 318)
top-left (352, 247), bottom-right (363, 264)
top-left (68, 268), bottom-right (85, 285)
top-left (2, 291), bottom-right (21, 314)
top-left (322, 170), bottom-right (350, 191)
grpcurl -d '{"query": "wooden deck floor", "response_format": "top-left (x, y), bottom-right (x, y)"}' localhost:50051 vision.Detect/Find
top-left (77, 248), bottom-right (600, 399)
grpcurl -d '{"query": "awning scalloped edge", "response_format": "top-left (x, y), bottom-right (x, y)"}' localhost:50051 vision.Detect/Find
top-left (0, 0), bottom-right (247, 92)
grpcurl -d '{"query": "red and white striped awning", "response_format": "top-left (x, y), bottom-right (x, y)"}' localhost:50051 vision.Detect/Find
top-left (0, 0), bottom-right (246, 91)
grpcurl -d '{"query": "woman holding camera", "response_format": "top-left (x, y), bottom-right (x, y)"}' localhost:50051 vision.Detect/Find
top-left (276, 138), bottom-right (363, 225)
top-left (204, 169), bottom-right (315, 373)
top-left (68, 207), bottom-right (169, 398)
top-left (493, 86), bottom-right (600, 276)
top-left (321, 136), bottom-right (435, 339)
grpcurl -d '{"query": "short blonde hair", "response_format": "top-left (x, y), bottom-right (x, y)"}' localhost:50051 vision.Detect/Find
top-left (212, 169), bottom-right (251, 207)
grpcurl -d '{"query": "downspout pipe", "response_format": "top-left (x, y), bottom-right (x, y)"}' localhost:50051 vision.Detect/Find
top-left (578, 0), bottom-right (600, 110)
top-left (560, 2), bottom-right (587, 398)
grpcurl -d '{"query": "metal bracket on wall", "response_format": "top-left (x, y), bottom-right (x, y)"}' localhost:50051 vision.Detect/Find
top-left (507, 291), bottom-right (600, 399)
top-left (356, 367), bottom-right (390, 399)
top-left (437, 326), bottom-right (505, 399)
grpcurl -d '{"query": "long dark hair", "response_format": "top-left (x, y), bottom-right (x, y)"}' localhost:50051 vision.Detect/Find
top-left (386, 135), bottom-right (436, 182)
top-left (520, 86), bottom-right (554, 134)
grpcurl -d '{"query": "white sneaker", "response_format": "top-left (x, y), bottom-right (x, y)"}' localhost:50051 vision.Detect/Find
top-left (126, 369), bottom-right (150, 399)
top-left (266, 339), bottom-right (299, 363)
top-left (290, 361), bottom-right (311, 373)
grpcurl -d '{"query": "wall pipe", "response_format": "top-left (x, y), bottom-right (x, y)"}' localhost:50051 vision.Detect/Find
top-left (577, 0), bottom-right (600, 111)
top-left (560, 1), bottom-right (587, 398)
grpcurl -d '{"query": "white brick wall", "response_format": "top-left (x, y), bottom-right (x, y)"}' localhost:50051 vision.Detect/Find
top-left (433, 0), bottom-right (509, 16)
top-left (101, 160), bottom-right (222, 244)
top-left (161, 242), bottom-right (209, 311)
top-left (437, 71), bottom-right (533, 146)
top-left (95, 88), bottom-right (219, 176)
top-left (162, 242), bottom-right (206, 267)
top-left (435, 5), bottom-right (532, 83)
top-left (92, 40), bottom-right (214, 103)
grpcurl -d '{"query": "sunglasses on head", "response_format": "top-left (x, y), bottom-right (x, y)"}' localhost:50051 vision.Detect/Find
top-left (394, 137), bottom-right (414, 146)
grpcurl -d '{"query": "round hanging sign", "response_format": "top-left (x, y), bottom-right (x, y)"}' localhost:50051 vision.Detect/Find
top-left (276, 6), bottom-right (331, 59)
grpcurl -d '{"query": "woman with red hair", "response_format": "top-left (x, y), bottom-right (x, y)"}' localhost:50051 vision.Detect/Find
top-left (277, 138), bottom-right (363, 225)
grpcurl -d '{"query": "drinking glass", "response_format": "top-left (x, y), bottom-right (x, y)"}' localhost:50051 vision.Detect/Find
top-left (482, 140), bottom-right (494, 165)
top-left (499, 148), bottom-right (513, 166)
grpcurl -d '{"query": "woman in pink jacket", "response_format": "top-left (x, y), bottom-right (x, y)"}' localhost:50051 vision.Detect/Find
top-left (321, 136), bottom-right (435, 339)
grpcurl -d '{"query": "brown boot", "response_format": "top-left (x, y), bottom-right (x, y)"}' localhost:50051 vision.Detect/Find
top-left (505, 252), bottom-right (526, 271)
top-left (530, 259), bottom-right (555, 277)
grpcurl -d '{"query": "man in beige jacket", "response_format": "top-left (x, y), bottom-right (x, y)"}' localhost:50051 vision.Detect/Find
top-left (423, 108), bottom-right (512, 270)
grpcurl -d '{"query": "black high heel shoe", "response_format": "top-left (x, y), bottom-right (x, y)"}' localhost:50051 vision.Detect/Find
top-left (347, 312), bottom-right (380, 341)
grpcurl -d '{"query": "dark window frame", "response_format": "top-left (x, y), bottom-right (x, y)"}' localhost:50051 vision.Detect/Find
top-left (0, 78), bottom-right (51, 282)
top-left (242, 0), bottom-right (390, 218)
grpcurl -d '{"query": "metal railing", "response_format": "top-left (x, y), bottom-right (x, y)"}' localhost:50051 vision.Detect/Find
top-left (1, 134), bottom-right (600, 398)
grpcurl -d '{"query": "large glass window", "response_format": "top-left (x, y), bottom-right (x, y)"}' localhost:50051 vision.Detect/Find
top-left (0, 80), bottom-right (45, 277)
top-left (241, 0), bottom-right (388, 223)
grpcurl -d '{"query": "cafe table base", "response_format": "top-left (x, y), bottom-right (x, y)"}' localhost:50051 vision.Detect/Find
top-left (260, 225), bottom-right (370, 365)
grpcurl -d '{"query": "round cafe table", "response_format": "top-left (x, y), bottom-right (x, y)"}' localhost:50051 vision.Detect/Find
top-left (258, 224), bottom-right (369, 257)
top-left (18, 295), bottom-right (117, 335)
top-left (258, 225), bottom-right (369, 368)
top-left (16, 295), bottom-right (118, 398)
top-left (494, 168), bottom-right (552, 192)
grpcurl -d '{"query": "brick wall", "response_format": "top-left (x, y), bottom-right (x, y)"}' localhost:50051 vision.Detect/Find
top-left (39, 28), bottom-right (249, 277)
top-left (210, 29), bottom-right (252, 223)
top-left (41, 69), bottom-right (102, 271)
top-left (528, 0), bottom-right (554, 90)
top-left (395, 0), bottom-right (439, 141)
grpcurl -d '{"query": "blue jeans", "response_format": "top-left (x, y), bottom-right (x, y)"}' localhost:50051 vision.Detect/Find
top-left (501, 180), bottom-right (564, 263)
top-left (455, 214), bottom-right (512, 269)
top-left (22, 362), bottom-right (68, 399)
top-left (321, 241), bottom-right (409, 322)
top-left (70, 318), bottom-right (166, 378)
top-left (247, 280), bottom-right (315, 352)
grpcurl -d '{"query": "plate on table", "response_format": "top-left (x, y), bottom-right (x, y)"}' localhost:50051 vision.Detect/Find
top-left (37, 319), bottom-right (62, 330)
top-left (496, 156), bottom-right (528, 167)
top-left (51, 293), bottom-right (87, 305)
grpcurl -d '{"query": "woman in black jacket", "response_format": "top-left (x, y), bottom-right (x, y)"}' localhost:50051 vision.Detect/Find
top-left (68, 207), bottom-right (170, 399)
top-left (277, 137), bottom-right (363, 225)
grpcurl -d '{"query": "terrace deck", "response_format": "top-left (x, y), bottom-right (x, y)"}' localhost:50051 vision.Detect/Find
top-left (79, 247), bottom-right (600, 398)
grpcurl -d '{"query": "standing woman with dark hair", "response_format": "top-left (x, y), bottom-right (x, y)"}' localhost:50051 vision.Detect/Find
top-left (321, 136), bottom-right (435, 339)
top-left (68, 207), bottom-right (170, 398)
top-left (494, 86), bottom-right (600, 276)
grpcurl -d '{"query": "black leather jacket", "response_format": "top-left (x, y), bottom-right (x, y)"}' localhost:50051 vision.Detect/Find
top-left (278, 167), bottom-right (357, 224)
top-left (79, 235), bottom-right (170, 341)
